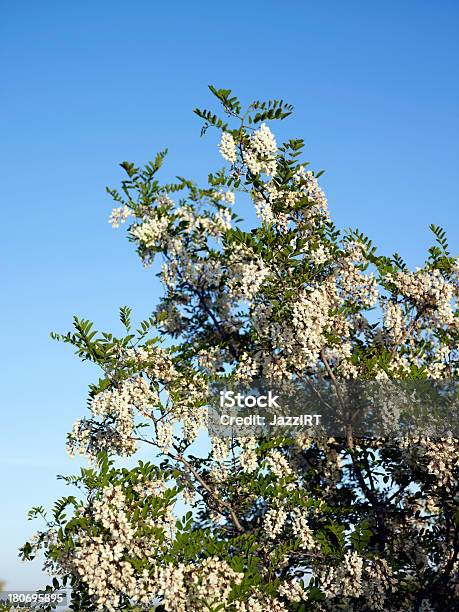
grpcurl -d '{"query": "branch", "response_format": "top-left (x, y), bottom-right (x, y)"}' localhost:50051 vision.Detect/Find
top-left (169, 451), bottom-right (245, 533)
top-left (320, 349), bottom-right (353, 449)
top-left (134, 435), bottom-right (245, 532)
top-left (320, 349), bottom-right (387, 552)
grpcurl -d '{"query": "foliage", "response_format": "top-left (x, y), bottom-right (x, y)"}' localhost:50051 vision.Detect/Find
top-left (21, 87), bottom-right (459, 611)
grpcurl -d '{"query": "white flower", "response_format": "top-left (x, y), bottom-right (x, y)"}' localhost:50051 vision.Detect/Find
top-left (278, 579), bottom-right (306, 603)
top-left (264, 505), bottom-right (287, 539)
top-left (266, 450), bottom-right (292, 478)
top-left (243, 123), bottom-right (277, 176)
top-left (156, 421), bottom-right (174, 451)
top-left (109, 205), bottom-right (131, 228)
top-left (319, 550), bottom-right (363, 599)
top-left (239, 436), bottom-right (259, 472)
top-left (219, 132), bottom-right (237, 164)
top-left (130, 215), bottom-right (169, 248)
top-left (291, 508), bottom-right (317, 550)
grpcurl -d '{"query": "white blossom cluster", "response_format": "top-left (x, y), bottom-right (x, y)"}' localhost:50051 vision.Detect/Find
top-left (361, 558), bottom-right (396, 610)
top-left (219, 131), bottom-right (237, 164)
top-left (160, 237), bottom-right (225, 292)
top-left (278, 579), bottom-right (307, 603)
top-left (197, 346), bottom-right (225, 373)
top-left (382, 298), bottom-right (405, 344)
top-left (293, 165), bottom-right (329, 215)
top-left (67, 377), bottom-right (158, 459)
top-left (173, 376), bottom-right (208, 443)
top-left (402, 435), bottom-right (459, 490)
top-left (233, 352), bottom-right (260, 382)
top-left (156, 421), bottom-right (174, 451)
top-left (236, 281), bottom-right (340, 382)
top-left (233, 588), bottom-right (288, 611)
top-left (214, 189), bottom-right (236, 205)
top-left (176, 204), bottom-right (232, 237)
top-left (123, 345), bottom-right (177, 381)
top-left (263, 504), bottom-right (288, 540)
top-left (67, 484), bottom-right (176, 611)
top-left (151, 376), bottom-right (207, 450)
top-left (290, 507), bottom-right (317, 550)
top-left (252, 166), bottom-right (329, 232)
top-left (253, 192), bottom-right (277, 226)
top-left (211, 436), bottom-right (230, 462)
top-left (338, 258), bottom-right (379, 309)
top-left (130, 214), bottom-right (170, 248)
top-left (238, 436), bottom-right (258, 473)
top-left (307, 241), bottom-right (331, 265)
top-left (265, 450), bottom-right (293, 478)
top-left (109, 205), bottom-right (131, 228)
top-left (66, 417), bottom-right (137, 459)
top-left (318, 550), bottom-right (364, 599)
top-left (243, 123), bottom-right (278, 176)
top-left (288, 280), bottom-right (339, 369)
top-left (388, 268), bottom-right (456, 326)
top-left (154, 557), bottom-right (243, 611)
top-left (227, 244), bottom-right (271, 300)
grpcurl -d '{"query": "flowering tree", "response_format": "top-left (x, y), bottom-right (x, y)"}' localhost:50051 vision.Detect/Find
top-left (21, 87), bottom-right (459, 611)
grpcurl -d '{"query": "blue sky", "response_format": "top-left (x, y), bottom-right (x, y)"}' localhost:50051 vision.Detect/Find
top-left (1, 0), bottom-right (458, 590)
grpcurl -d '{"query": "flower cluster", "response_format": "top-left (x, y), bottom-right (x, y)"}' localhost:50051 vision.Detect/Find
top-left (109, 205), bottom-right (131, 228)
top-left (233, 588), bottom-right (288, 611)
top-left (265, 450), bottom-right (293, 478)
top-left (130, 214), bottom-right (170, 248)
top-left (388, 268), bottom-right (456, 326)
top-left (263, 504), bottom-right (288, 540)
top-left (382, 298), bottom-right (405, 344)
top-left (290, 508), bottom-right (317, 550)
top-left (219, 131), bottom-right (237, 164)
top-left (361, 558), bottom-right (396, 610)
top-left (64, 483), bottom-right (176, 611)
top-left (244, 123), bottom-right (277, 176)
top-left (154, 558), bottom-right (243, 611)
top-left (66, 377), bottom-right (158, 459)
top-left (238, 436), bottom-right (258, 473)
top-left (318, 550), bottom-right (364, 599)
top-left (227, 244), bottom-right (271, 300)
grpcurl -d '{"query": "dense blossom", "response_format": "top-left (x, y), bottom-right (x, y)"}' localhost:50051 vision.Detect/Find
top-left (22, 89), bottom-right (459, 612)
top-left (219, 131), bottom-right (237, 164)
top-left (244, 123), bottom-right (278, 176)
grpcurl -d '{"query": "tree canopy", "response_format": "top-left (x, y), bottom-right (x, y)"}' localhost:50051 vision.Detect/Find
top-left (20, 87), bottom-right (459, 612)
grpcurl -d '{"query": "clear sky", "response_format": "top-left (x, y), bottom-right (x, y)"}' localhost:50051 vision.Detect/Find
top-left (1, 0), bottom-right (458, 591)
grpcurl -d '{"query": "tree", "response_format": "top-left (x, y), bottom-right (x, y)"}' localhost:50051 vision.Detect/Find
top-left (21, 87), bottom-right (459, 611)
